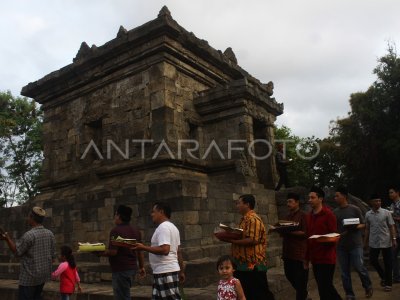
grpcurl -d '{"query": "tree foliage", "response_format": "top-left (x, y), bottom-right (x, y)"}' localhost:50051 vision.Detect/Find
top-left (274, 125), bottom-right (315, 187)
top-left (274, 125), bottom-right (348, 189)
top-left (0, 91), bottom-right (43, 207)
top-left (330, 44), bottom-right (400, 200)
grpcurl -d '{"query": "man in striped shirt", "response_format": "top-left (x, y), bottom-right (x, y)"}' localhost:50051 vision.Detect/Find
top-left (222, 194), bottom-right (275, 300)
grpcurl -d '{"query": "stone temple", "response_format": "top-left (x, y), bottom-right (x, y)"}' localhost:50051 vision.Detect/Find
top-left (0, 6), bottom-right (283, 286)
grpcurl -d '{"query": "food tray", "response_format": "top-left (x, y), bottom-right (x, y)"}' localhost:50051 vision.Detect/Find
top-left (78, 243), bottom-right (106, 252)
top-left (214, 231), bottom-right (242, 241)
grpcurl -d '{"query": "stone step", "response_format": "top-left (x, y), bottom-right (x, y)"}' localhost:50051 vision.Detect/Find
top-left (0, 257), bottom-right (221, 287)
top-left (0, 265), bottom-right (296, 300)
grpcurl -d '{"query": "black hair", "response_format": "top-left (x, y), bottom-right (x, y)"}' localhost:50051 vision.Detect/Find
top-left (389, 186), bottom-right (400, 193)
top-left (309, 186), bottom-right (325, 199)
top-left (216, 255), bottom-right (236, 270)
top-left (61, 245), bottom-right (76, 269)
top-left (369, 193), bottom-right (381, 200)
top-left (153, 202), bottom-right (171, 218)
top-left (336, 185), bottom-right (348, 197)
top-left (30, 212), bottom-right (44, 224)
top-left (239, 194), bottom-right (255, 209)
top-left (287, 192), bottom-right (300, 201)
top-left (116, 205), bottom-right (132, 223)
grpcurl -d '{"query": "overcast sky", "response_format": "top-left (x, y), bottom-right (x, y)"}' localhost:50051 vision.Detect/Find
top-left (1, 0), bottom-right (399, 138)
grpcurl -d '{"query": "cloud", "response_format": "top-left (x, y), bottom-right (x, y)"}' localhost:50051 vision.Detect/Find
top-left (0, 0), bottom-right (399, 139)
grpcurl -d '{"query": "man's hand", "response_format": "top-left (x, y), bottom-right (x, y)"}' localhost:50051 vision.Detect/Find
top-left (179, 270), bottom-right (185, 283)
top-left (393, 239), bottom-right (398, 249)
top-left (131, 243), bottom-right (145, 251)
top-left (303, 260), bottom-right (309, 270)
top-left (0, 232), bottom-right (16, 254)
top-left (218, 237), bottom-right (234, 243)
top-left (138, 267), bottom-right (146, 278)
top-left (0, 231), bottom-right (9, 241)
top-left (363, 242), bottom-right (369, 251)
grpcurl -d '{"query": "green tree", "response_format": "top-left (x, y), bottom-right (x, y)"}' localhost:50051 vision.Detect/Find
top-left (0, 91), bottom-right (43, 206)
top-left (274, 125), bottom-right (345, 188)
top-left (311, 136), bottom-right (345, 188)
top-left (274, 125), bottom-right (315, 187)
top-left (331, 44), bottom-right (400, 199)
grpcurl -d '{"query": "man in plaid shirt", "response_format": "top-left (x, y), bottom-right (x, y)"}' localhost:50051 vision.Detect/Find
top-left (1, 207), bottom-right (56, 300)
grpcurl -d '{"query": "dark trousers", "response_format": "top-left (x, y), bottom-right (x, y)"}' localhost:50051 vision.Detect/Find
top-left (284, 259), bottom-right (309, 300)
top-left (275, 167), bottom-right (289, 191)
top-left (18, 284), bottom-right (45, 300)
top-left (313, 264), bottom-right (342, 300)
top-left (393, 237), bottom-right (400, 281)
top-left (234, 270), bottom-right (275, 300)
top-left (369, 247), bottom-right (393, 286)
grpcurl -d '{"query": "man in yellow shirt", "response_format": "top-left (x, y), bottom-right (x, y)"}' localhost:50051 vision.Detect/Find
top-left (222, 194), bottom-right (275, 300)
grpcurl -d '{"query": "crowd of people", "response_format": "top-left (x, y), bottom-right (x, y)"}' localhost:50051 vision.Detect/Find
top-left (0, 185), bottom-right (399, 300)
top-left (218, 186), bottom-right (400, 300)
top-left (275, 185), bottom-right (399, 300)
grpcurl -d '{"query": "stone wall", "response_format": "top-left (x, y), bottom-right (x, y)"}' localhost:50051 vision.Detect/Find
top-left (0, 173), bottom-right (280, 286)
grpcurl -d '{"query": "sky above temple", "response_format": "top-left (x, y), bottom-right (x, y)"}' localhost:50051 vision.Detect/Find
top-left (1, 0), bottom-right (399, 138)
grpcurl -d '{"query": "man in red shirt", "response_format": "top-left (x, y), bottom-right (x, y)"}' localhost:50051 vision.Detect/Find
top-left (281, 192), bottom-right (308, 300)
top-left (304, 186), bottom-right (342, 300)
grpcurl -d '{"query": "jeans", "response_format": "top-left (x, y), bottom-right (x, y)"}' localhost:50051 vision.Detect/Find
top-left (369, 247), bottom-right (393, 286)
top-left (112, 270), bottom-right (136, 300)
top-left (18, 284), bottom-right (45, 300)
top-left (283, 259), bottom-right (309, 300)
top-left (337, 247), bottom-right (372, 297)
top-left (393, 237), bottom-right (400, 281)
top-left (61, 294), bottom-right (71, 300)
top-left (312, 264), bottom-right (342, 300)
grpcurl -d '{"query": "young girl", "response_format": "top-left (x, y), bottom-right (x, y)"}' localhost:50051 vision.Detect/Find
top-left (52, 245), bottom-right (82, 300)
top-left (217, 255), bottom-right (246, 300)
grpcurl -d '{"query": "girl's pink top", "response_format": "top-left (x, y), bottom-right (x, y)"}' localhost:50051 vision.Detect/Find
top-left (52, 262), bottom-right (80, 294)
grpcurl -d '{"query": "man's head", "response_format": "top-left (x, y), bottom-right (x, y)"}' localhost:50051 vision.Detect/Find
top-left (286, 192), bottom-right (300, 211)
top-left (308, 186), bottom-right (324, 210)
top-left (115, 205), bottom-right (132, 224)
top-left (369, 194), bottom-right (382, 210)
top-left (334, 186), bottom-right (348, 206)
top-left (388, 186), bottom-right (400, 202)
top-left (236, 194), bottom-right (255, 215)
top-left (151, 202), bottom-right (171, 224)
top-left (29, 207), bottom-right (46, 225)
top-left (276, 143), bottom-right (284, 152)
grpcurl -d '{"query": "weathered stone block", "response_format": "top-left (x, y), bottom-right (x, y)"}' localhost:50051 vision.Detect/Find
top-left (183, 225), bottom-right (202, 240)
top-left (97, 207), bottom-right (114, 221)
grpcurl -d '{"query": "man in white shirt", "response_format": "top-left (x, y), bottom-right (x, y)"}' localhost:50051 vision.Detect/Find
top-left (132, 202), bottom-right (185, 299)
top-left (364, 195), bottom-right (397, 292)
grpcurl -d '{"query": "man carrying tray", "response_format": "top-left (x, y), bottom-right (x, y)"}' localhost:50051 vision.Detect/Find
top-left (280, 192), bottom-right (309, 300)
top-left (98, 205), bottom-right (145, 300)
top-left (334, 186), bottom-right (373, 299)
top-left (219, 194), bottom-right (275, 300)
top-left (305, 186), bottom-right (342, 300)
